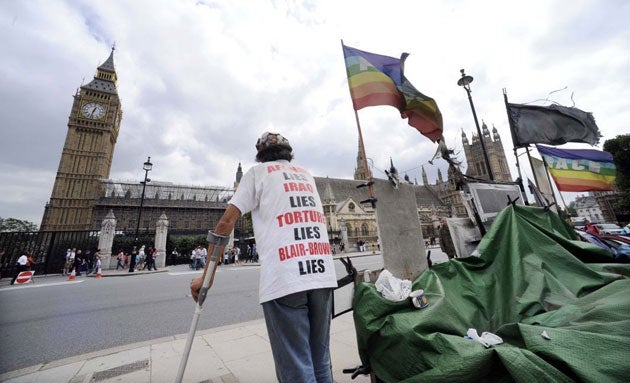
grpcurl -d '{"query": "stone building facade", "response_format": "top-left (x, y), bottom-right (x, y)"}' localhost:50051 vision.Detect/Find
top-left (462, 122), bottom-right (512, 182)
top-left (40, 49), bottom-right (515, 248)
top-left (91, 180), bottom-right (234, 235)
top-left (573, 194), bottom-right (605, 223)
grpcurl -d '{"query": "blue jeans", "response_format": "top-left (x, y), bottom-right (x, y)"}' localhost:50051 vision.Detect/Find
top-left (262, 288), bottom-right (333, 383)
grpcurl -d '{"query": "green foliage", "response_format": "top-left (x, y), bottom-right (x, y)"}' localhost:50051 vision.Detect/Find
top-left (603, 134), bottom-right (630, 214)
top-left (166, 234), bottom-right (207, 264)
top-left (0, 217), bottom-right (38, 232)
top-left (108, 233), bottom-right (208, 266)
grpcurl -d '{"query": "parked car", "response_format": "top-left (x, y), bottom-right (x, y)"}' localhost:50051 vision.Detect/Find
top-left (576, 230), bottom-right (610, 250)
top-left (599, 234), bottom-right (630, 245)
top-left (575, 230), bottom-right (630, 262)
top-left (598, 236), bottom-right (630, 262)
top-left (594, 223), bottom-right (623, 235)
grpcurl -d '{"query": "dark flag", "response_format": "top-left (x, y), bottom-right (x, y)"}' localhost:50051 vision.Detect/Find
top-left (507, 103), bottom-right (601, 148)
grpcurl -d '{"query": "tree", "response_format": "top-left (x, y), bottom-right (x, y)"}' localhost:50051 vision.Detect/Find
top-left (603, 134), bottom-right (630, 216)
top-left (566, 201), bottom-right (577, 217)
top-left (0, 217), bottom-right (38, 232)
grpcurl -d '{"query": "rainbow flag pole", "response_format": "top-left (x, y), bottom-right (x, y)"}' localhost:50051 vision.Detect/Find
top-left (340, 39), bottom-right (382, 254)
top-left (340, 40), bottom-right (378, 209)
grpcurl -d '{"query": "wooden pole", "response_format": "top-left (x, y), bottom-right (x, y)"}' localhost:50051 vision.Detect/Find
top-left (341, 40), bottom-right (380, 247)
top-left (503, 89), bottom-right (530, 205)
top-left (539, 152), bottom-right (568, 213)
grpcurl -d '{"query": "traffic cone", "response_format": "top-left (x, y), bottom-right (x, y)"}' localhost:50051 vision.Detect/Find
top-left (96, 267), bottom-right (102, 279)
top-left (68, 268), bottom-right (76, 281)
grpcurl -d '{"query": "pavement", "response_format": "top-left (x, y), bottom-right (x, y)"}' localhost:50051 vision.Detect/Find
top-left (0, 247), bottom-right (447, 383)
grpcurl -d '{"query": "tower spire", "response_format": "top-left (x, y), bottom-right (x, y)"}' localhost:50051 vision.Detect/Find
top-left (422, 165), bottom-right (428, 185)
top-left (353, 135), bottom-right (369, 180)
top-left (234, 162), bottom-right (243, 188)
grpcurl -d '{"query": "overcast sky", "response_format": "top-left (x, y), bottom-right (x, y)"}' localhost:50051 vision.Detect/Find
top-left (1, 0), bottom-right (629, 226)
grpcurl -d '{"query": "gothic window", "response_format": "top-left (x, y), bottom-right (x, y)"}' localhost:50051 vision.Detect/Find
top-left (361, 223), bottom-right (369, 236)
top-left (346, 223), bottom-right (353, 234)
top-left (348, 202), bottom-right (355, 212)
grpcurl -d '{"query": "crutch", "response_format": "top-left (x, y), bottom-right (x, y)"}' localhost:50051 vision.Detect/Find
top-left (175, 231), bottom-right (230, 383)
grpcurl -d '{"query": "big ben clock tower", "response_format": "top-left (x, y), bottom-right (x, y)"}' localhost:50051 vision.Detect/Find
top-left (40, 48), bottom-right (122, 231)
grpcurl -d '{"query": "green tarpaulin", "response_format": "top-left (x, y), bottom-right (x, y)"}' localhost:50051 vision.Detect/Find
top-left (353, 205), bottom-right (630, 382)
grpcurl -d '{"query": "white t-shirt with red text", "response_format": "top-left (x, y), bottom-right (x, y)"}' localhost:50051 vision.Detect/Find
top-left (229, 160), bottom-right (338, 303)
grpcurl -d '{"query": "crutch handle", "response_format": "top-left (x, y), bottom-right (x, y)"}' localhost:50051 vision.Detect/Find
top-left (207, 231), bottom-right (230, 246)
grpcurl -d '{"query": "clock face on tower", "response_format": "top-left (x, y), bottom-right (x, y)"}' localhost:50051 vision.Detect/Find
top-left (81, 102), bottom-right (106, 120)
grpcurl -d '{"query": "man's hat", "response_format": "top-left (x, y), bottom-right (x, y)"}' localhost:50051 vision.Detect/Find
top-left (255, 132), bottom-right (292, 152)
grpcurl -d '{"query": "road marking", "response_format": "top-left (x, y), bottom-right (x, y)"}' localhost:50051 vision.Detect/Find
top-left (0, 280), bottom-right (85, 291)
top-left (169, 270), bottom-right (203, 276)
top-left (169, 266), bottom-right (260, 276)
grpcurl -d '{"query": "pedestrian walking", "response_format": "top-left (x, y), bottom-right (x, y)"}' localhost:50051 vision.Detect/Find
top-left (63, 248), bottom-right (74, 275)
top-left (92, 253), bottom-right (102, 275)
top-left (151, 247), bottom-right (158, 270)
top-left (137, 245), bottom-right (146, 270)
top-left (116, 250), bottom-right (125, 270)
top-left (74, 249), bottom-right (82, 275)
top-left (233, 246), bottom-right (241, 265)
top-left (144, 247), bottom-right (157, 271)
top-left (252, 243), bottom-right (258, 263)
top-left (10, 253), bottom-right (29, 285)
top-left (190, 131), bottom-right (337, 382)
top-left (193, 246), bottom-right (202, 270)
top-left (88, 250), bottom-right (102, 274)
top-left (129, 246), bottom-right (137, 270)
top-left (78, 257), bottom-right (89, 276)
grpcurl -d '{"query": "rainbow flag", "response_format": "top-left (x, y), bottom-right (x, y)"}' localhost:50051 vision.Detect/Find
top-left (343, 45), bottom-right (404, 110)
top-left (536, 145), bottom-right (616, 192)
top-left (342, 44), bottom-right (443, 142)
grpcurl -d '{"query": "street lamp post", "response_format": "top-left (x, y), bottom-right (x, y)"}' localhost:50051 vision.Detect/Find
top-left (457, 69), bottom-right (494, 181)
top-left (129, 156), bottom-right (152, 272)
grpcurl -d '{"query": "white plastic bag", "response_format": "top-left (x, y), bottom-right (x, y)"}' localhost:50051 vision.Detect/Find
top-left (465, 328), bottom-right (503, 348)
top-left (375, 269), bottom-right (412, 301)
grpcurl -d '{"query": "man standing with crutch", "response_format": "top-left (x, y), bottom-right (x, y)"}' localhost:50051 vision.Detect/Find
top-left (185, 132), bottom-right (338, 382)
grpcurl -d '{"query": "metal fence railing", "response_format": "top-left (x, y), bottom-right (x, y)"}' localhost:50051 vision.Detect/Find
top-left (0, 230), bottom-right (100, 279)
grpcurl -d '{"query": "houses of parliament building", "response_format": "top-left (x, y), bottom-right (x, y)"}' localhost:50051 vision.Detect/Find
top-left (40, 50), bottom-right (513, 245)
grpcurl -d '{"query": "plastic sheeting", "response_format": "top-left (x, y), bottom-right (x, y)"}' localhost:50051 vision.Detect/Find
top-left (353, 205), bottom-right (630, 382)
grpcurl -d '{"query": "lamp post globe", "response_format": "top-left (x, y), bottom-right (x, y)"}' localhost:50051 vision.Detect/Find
top-left (457, 69), bottom-right (494, 181)
top-left (130, 156), bottom-right (152, 272)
